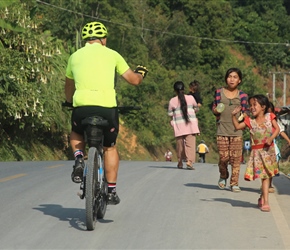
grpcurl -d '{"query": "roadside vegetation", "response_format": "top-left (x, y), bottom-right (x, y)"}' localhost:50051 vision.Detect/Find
top-left (0, 0), bottom-right (290, 165)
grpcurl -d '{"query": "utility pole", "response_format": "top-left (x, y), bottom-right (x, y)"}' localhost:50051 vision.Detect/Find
top-left (273, 73), bottom-right (276, 104)
top-left (283, 74), bottom-right (287, 106)
top-left (269, 72), bottom-right (289, 106)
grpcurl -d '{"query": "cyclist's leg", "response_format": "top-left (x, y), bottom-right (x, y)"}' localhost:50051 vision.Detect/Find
top-left (70, 131), bottom-right (85, 153)
top-left (70, 131), bottom-right (86, 183)
top-left (103, 146), bottom-right (120, 205)
top-left (70, 108), bottom-right (87, 183)
top-left (203, 154), bottom-right (206, 163)
top-left (101, 107), bottom-right (120, 204)
top-left (103, 145), bottom-right (119, 184)
top-left (102, 107), bottom-right (119, 184)
top-left (71, 107), bottom-right (86, 154)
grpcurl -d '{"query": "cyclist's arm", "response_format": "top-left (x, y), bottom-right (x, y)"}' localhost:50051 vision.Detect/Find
top-left (121, 68), bottom-right (143, 86)
top-left (65, 77), bottom-right (75, 103)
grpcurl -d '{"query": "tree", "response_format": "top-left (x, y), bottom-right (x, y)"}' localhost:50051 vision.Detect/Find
top-left (0, 0), bottom-right (68, 132)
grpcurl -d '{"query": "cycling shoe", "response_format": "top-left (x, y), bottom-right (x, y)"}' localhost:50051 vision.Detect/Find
top-left (71, 158), bottom-right (85, 183)
top-left (107, 192), bottom-right (120, 205)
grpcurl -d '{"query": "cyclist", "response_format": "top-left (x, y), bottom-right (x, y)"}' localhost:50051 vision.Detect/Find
top-left (65, 21), bottom-right (148, 205)
top-left (196, 140), bottom-right (209, 163)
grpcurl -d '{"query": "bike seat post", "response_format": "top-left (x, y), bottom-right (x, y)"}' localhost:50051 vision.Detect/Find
top-left (85, 124), bottom-right (103, 148)
top-left (81, 116), bottom-right (109, 148)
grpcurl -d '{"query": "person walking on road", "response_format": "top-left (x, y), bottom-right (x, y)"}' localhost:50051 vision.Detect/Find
top-left (212, 68), bottom-right (248, 192)
top-left (168, 81), bottom-right (200, 170)
top-left (232, 95), bottom-right (280, 212)
top-left (196, 140), bottom-right (209, 163)
top-left (188, 80), bottom-right (203, 108)
top-left (267, 102), bottom-right (290, 193)
top-left (164, 149), bottom-right (173, 161)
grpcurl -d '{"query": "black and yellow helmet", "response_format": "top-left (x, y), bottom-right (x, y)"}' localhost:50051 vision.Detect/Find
top-left (82, 22), bottom-right (108, 40)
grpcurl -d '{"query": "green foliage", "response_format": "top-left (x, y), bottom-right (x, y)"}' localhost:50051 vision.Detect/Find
top-left (0, 1), bottom-right (70, 135)
top-left (1, 0), bottom-right (290, 161)
top-left (231, 0), bottom-right (290, 70)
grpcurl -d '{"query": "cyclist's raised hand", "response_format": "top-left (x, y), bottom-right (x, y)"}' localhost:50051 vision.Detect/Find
top-left (62, 100), bottom-right (73, 107)
top-left (134, 65), bottom-right (148, 79)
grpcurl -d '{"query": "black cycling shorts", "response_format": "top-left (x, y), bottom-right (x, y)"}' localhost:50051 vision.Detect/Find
top-left (71, 106), bottom-right (119, 147)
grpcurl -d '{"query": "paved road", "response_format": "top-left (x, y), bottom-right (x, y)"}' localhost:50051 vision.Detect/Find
top-left (0, 160), bottom-right (290, 249)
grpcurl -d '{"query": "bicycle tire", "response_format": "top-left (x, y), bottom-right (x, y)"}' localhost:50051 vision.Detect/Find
top-left (96, 175), bottom-right (107, 219)
top-left (85, 147), bottom-right (99, 230)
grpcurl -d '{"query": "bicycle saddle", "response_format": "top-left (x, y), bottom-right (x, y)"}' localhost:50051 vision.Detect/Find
top-left (81, 116), bottom-right (109, 127)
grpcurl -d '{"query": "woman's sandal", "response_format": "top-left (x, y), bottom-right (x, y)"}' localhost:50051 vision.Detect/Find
top-left (268, 186), bottom-right (275, 193)
top-left (260, 204), bottom-right (270, 212)
top-left (231, 185), bottom-right (241, 192)
top-left (186, 161), bottom-right (195, 170)
top-left (218, 178), bottom-right (226, 189)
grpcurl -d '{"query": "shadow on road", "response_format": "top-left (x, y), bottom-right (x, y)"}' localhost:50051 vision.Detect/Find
top-left (184, 182), bottom-right (218, 190)
top-left (33, 204), bottom-right (113, 231)
top-left (273, 174), bottom-right (290, 196)
top-left (184, 182), bottom-right (259, 194)
top-left (203, 198), bottom-right (257, 208)
top-left (148, 165), bottom-right (178, 169)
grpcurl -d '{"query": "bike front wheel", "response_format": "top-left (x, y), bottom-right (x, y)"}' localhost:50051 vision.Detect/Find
top-left (85, 147), bottom-right (99, 230)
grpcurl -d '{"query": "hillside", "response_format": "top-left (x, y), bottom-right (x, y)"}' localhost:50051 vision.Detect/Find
top-left (1, 1), bottom-right (290, 163)
top-left (0, 122), bottom-right (162, 162)
top-left (117, 124), bottom-right (158, 161)
top-left (229, 48), bottom-right (290, 107)
top-left (1, 46), bottom-right (289, 163)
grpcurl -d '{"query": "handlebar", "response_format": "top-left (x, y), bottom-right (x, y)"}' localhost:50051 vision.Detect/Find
top-left (62, 101), bottom-right (73, 108)
top-left (61, 102), bottom-right (141, 114)
top-left (118, 106), bottom-right (141, 114)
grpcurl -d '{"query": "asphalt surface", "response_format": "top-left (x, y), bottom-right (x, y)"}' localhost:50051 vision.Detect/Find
top-left (0, 160), bottom-right (289, 249)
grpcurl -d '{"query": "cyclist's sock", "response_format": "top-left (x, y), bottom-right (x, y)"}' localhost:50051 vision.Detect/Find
top-left (108, 183), bottom-right (116, 193)
top-left (74, 150), bottom-right (84, 159)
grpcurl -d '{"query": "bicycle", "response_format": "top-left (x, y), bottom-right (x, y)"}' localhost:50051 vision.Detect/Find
top-left (62, 102), bottom-right (140, 230)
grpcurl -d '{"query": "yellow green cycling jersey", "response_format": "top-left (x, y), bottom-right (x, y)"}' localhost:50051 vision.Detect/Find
top-left (66, 43), bottom-right (130, 107)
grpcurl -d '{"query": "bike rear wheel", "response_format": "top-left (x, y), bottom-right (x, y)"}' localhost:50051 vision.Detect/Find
top-left (85, 147), bottom-right (99, 230)
top-left (97, 176), bottom-right (107, 219)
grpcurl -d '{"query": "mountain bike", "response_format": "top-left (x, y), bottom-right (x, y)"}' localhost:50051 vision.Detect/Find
top-left (63, 102), bottom-right (140, 230)
top-left (81, 115), bottom-right (108, 230)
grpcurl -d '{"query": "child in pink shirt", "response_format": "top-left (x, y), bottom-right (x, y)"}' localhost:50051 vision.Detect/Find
top-left (168, 81), bottom-right (200, 169)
